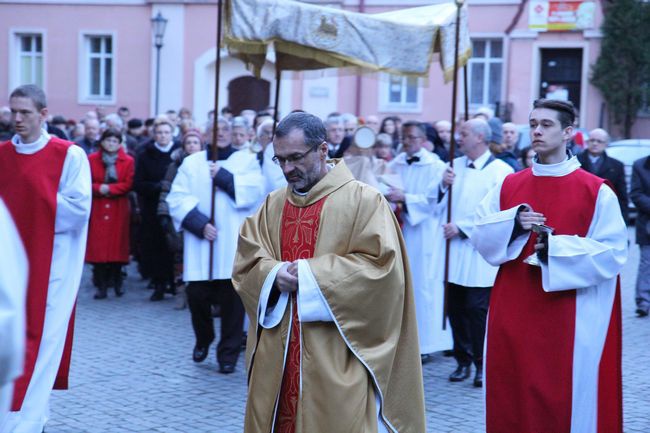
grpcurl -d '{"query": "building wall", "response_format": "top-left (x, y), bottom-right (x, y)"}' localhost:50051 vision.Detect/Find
top-left (1, 0), bottom-right (647, 138)
top-left (0, 3), bottom-right (151, 119)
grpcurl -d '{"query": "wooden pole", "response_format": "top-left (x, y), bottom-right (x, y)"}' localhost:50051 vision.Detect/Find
top-left (442, 0), bottom-right (464, 330)
top-left (208, 0), bottom-right (224, 281)
top-left (271, 68), bottom-right (282, 139)
top-left (463, 65), bottom-right (469, 121)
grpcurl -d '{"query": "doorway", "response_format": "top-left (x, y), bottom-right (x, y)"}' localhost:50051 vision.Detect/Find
top-left (539, 48), bottom-right (583, 111)
top-left (227, 76), bottom-right (270, 116)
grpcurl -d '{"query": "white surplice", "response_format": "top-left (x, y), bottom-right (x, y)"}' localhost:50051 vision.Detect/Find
top-left (262, 144), bottom-right (287, 196)
top-left (1, 131), bottom-right (91, 433)
top-left (0, 200), bottom-right (28, 422)
top-left (437, 150), bottom-right (513, 287)
top-left (167, 149), bottom-right (265, 281)
top-left (389, 149), bottom-right (452, 354)
top-left (472, 156), bottom-right (628, 433)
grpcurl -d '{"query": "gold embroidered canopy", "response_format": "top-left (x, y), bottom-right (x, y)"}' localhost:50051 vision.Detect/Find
top-left (223, 0), bottom-right (471, 82)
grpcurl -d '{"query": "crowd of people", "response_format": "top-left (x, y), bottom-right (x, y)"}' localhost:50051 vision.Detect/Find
top-left (0, 83), bottom-right (642, 432)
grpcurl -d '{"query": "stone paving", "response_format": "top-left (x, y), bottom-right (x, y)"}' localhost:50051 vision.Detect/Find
top-left (45, 229), bottom-right (650, 433)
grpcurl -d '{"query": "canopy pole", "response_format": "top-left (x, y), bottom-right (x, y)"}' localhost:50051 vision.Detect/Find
top-left (443, 0), bottom-right (464, 330)
top-left (464, 65), bottom-right (469, 121)
top-left (209, 0), bottom-right (224, 281)
top-left (271, 68), bottom-right (282, 140)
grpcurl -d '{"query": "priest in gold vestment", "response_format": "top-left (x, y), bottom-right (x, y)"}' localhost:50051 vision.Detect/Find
top-left (233, 112), bottom-right (425, 433)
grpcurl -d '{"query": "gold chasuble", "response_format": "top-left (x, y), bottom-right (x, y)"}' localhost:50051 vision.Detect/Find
top-left (233, 160), bottom-right (425, 433)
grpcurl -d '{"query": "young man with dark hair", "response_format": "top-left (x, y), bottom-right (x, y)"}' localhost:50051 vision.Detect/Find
top-left (472, 99), bottom-right (627, 432)
top-left (0, 85), bottom-right (91, 432)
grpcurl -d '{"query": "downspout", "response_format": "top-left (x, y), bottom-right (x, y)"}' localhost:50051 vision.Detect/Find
top-left (504, 0), bottom-right (529, 120)
top-left (355, 0), bottom-right (366, 117)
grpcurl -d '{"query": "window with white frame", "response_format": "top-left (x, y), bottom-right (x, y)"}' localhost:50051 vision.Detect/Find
top-left (82, 34), bottom-right (114, 101)
top-left (380, 74), bottom-right (421, 112)
top-left (468, 39), bottom-right (503, 108)
top-left (16, 34), bottom-right (44, 87)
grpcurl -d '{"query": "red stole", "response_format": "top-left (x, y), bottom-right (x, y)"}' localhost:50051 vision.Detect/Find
top-left (0, 138), bottom-right (70, 411)
top-left (274, 197), bottom-right (328, 433)
top-left (486, 168), bottom-right (621, 432)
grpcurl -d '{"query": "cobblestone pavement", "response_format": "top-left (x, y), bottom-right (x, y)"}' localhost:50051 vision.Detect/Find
top-left (46, 230), bottom-right (650, 433)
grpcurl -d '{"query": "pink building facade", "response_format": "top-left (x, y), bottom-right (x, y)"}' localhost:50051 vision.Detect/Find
top-left (1, 0), bottom-right (648, 138)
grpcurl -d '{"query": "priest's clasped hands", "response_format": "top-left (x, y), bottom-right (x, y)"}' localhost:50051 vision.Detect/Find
top-left (275, 261), bottom-right (299, 293)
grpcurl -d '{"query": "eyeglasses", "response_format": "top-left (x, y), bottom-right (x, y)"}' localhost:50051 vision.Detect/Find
top-left (272, 142), bottom-right (322, 166)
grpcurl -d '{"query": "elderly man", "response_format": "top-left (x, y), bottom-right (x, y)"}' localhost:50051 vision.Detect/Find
top-left (74, 118), bottom-right (100, 154)
top-left (502, 122), bottom-right (520, 154)
top-left (577, 128), bottom-right (628, 223)
top-left (387, 121), bottom-right (451, 363)
top-left (167, 117), bottom-right (264, 374)
top-left (438, 118), bottom-right (513, 387)
top-left (365, 114), bottom-right (380, 133)
top-left (341, 112), bottom-right (358, 136)
top-left (324, 115), bottom-right (345, 157)
top-left (472, 99), bottom-right (626, 433)
top-left (233, 112), bottom-right (425, 432)
top-left (256, 119), bottom-right (286, 195)
top-left (0, 85), bottom-right (91, 433)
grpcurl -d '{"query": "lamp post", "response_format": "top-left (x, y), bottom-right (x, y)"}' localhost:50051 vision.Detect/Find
top-left (151, 12), bottom-right (168, 116)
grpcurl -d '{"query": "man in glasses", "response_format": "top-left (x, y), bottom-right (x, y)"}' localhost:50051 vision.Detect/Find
top-left (233, 112), bottom-right (425, 433)
top-left (577, 128), bottom-right (628, 223)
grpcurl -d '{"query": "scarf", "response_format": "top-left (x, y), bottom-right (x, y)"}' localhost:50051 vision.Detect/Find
top-left (102, 151), bottom-right (119, 183)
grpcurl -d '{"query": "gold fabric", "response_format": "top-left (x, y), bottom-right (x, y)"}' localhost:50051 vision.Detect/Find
top-left (233, 160), bottom-right (425, 433)
top-left (224, 0), bottom-right (471, 82)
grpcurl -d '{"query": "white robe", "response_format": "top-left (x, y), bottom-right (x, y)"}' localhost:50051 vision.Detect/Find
top-left (167, 149), bottom-right (265, 281)
top-left (437, 150), bottom-right (513, 287)
top-left (1, 131), bottom-right (91, 433)
top-left (262, 144), bottom-right (287, 196)
top-left (388, 150), bottom-right (452, 354)
top-left (472, 156), bottom-right (628, 433)
top-left (0, 200), bottom-right (28, 421)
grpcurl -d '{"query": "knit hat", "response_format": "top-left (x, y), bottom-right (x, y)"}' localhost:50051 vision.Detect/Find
top-left (488, 117), bottom-right (503, 144)
top-left (181, 129), bottom-right (203, 145)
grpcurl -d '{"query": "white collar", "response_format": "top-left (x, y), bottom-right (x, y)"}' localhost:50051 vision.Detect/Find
top-left (532, 155), bottom-right (581, 177)
top-left (11, 129), bottom-right (51, 155)
top-left (467, 149), bottom-right (491, 169)
top-left (154, 141), bottom-right (174, 153)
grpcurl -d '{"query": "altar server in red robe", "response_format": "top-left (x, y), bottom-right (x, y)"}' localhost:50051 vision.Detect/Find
top-left (472, 99), bottom-right (627, 433)
top-left (0, 85), bottom-right (91, 433)
top-left (0, 199), bottom-right (28, 421)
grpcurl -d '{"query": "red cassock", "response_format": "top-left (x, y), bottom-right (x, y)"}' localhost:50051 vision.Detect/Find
top-left (0, 137), bottom-right (72, 410)
top-left (85, 148), bottom-right (134, 263)
top-left (486, 168), bottom-right (622, 433)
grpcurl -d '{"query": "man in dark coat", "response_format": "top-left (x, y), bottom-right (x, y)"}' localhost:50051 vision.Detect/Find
top-left (577, 128), bottom-right (628, 223)
top-left (134, 119), bottom-right (179, 300)
top-left (631, 155), bottom-right (650, 317)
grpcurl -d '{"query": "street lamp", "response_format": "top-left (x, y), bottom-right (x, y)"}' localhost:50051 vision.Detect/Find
top-left (151, 12), bottom-right (168, 115)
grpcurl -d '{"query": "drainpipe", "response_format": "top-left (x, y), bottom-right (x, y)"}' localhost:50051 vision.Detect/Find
top-left (355, 0), bottom-right (366, 117)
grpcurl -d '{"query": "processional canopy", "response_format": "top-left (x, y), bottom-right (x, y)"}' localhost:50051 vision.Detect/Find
top-left (224, 0), bottom-right (471, 81)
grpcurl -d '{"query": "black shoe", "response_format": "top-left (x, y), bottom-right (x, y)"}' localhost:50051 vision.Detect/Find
top-left (442, 350), bottom-right (454, 357)
top-left (473, 366), bottom-right (483, 388)
top-left (421, 354), bottom-right (433, 364)
top-left (219, 363), bottom-right (235, 374)
top-left (146, 281), bottom-right (155, 290)
top-left (150, 289), bottom-right (164, 301)
top-left (449, 365), bottom-right (471, 382)
top-left (93, 288), bottom-right (107, 300)
top-left (193, 345), bottom-right (210, 363)
top-left (636, 308), bottom-right (649, 317)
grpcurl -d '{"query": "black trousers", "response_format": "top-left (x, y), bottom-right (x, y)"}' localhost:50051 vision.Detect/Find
top-left (186, 279), bottom-right (244, 366)
top-left (447, 283), bottom-right (491, 368)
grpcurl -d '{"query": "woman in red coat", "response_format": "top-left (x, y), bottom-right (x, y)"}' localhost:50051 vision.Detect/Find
top-left (86, 128), bottom-right (135, 299)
